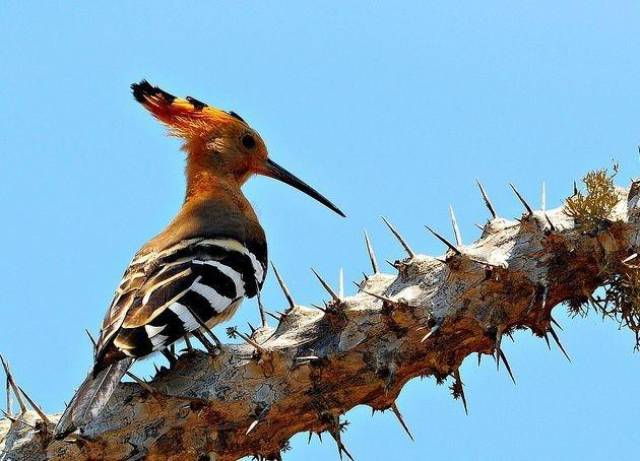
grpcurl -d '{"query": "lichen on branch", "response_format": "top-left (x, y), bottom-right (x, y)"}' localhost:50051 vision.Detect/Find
top-left (564, 167), bottom-right (619, 230)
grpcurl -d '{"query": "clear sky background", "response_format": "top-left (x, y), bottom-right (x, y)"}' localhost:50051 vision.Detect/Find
top-left (1, 2), bottom-right (639, 460)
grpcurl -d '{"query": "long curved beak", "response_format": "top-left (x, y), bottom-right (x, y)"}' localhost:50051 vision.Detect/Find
top-left (259, 158), bottom-right (346, 217)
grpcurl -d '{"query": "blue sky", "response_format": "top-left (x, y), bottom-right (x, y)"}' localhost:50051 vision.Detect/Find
top-left (1, 2), bottom-right (639, 460)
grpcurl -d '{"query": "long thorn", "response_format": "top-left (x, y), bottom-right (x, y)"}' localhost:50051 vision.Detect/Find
top-left (311, 268), bottom-right (340, 301)
top-left (4, 362), bottom-right (11, 418)
top-left (476, 180), bottom-right (497, 218)
top-left (549, 314), bottom-right (563, 331)
top-left (385, 260), bottom-right (398, 271)
top-left (246, 407), bottom-right (270, 436)
top-left (0, 408), bottom-right (18, 425)
top-left (453, 369), bottom-right (469, 415)
top-left (233, 329), bottom-right (266, 354)
top-left (271, 262), bottom-right (295, 309)
top-left (125, 372), bottom-right (157, 394)
top-left (0, 409), bottom-right (34, 429)
top-left (421, 324), bottom-right (440, 342)
top-left (449, 205), bottom-right (463, 246)
top-left (85, 329), bottom-right (97, 351)
top-left (310, 303), bottom-right (327, 313)
top-left (364, 231), bottom-right (379, 273)
top-left (544, 213), bottom-right (556, 231)
top-left (548, 326), bottom-right (571, 362)
top-left (543, 332), bottom-right (551, 350)
top-left (0, 354), bottom-right (27, 414)
top-left (424, 225), bottom-right (461, 255)
top-left (16, 385), bottom-right (51, 425)
top-left (266, 312), bottom-right (281, 322)
top-left (295, 355), bottom-right (320, 362)
top-left (381, 216), bottom-right (415, 258)
top-left (495, 330), bottom-right (503, 371)
top-left (330, 431), bottom-right (355, 461)
top-left (509, 183), bottom-right (533, 215)
top-left (477, 352), bottom-right (482, 366)
top-left (573, 180), bottom-right (578, 196)
top-left (246, 419), bottom-right (260, 435)
top-left (161, 349), bottom-right (177, 367)
top-left (498, 349), bottom-right (517, 385)
top-left (390, 402), bottom-right (414, 441)
top-left (355, 282), bottom-right (395, 304)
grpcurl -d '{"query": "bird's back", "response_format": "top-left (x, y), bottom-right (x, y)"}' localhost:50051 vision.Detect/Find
top-left (94, 193), bottom-right (267, 371)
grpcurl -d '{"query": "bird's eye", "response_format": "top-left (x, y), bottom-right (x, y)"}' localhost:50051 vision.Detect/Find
top-left (241, 134), bottom-right (256, 150)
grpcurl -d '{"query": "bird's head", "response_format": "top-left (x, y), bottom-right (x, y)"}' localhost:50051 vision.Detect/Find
top-left (132, 80), bottom-right (345, 217)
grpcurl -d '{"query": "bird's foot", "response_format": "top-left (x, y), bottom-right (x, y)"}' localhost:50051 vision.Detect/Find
top-left (193, 330), bottom-right (222, 356)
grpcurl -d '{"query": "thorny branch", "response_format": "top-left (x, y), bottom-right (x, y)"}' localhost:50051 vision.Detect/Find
top-left (2, 173), bottom-right (640, 461)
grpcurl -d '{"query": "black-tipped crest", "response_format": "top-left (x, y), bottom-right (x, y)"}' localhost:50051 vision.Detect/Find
top-left (131, 79), bottom-right (176, 104)
top-left (185, 96), bottom-right (206, 111)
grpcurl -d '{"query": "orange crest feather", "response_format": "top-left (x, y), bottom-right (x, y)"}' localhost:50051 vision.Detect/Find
top-left (131, 80), bottom-right (243, 142)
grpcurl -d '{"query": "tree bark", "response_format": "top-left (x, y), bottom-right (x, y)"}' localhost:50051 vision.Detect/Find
top-left (2, 180), bottom-right (639, 461)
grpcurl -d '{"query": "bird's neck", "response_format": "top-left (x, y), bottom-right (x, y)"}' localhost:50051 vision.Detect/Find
top-left (146, 169), bottom-right (265, 254)
top-left (185, 168), bottom-right (247, 203)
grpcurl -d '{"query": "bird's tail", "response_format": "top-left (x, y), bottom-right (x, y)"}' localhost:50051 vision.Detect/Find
top-left (53, 358), bottom-right (133, 439)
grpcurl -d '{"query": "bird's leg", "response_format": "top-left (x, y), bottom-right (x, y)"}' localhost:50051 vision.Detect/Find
top-left (183, 335), bottom-right (194, 353)
top-left (184, 305), bottom-right (223, 353)
top-left (256, 285), bottom-right (267, 328)
top-left (192, 330), bottom-right (221, 355)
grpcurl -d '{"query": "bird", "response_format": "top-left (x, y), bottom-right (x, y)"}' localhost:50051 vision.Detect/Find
top-left (53, 80), bottom-right (344, 438)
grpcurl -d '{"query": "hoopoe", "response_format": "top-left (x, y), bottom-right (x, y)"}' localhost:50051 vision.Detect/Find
top-left (54, 80), bottom-right (344, 438)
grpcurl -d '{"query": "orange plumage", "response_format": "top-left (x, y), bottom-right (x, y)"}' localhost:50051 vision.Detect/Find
top-left (132, 80), bottom-right (244, 145)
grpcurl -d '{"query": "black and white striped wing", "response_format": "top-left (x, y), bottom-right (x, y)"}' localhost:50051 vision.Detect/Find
top-left (95, 238), bottom-right (266, 363)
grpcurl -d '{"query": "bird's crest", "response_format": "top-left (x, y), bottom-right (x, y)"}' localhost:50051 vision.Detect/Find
top-left (131, 80), bottom-right (246, 143)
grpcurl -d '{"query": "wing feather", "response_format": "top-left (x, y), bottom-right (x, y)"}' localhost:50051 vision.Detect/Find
top-left (94, 238), bottom-right (266, 363)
